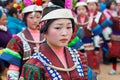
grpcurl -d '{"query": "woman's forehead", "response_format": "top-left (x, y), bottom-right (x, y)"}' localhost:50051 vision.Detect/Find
top-left (52, 19), bottom-right (71, 23)
top-left (27, 12), bottom-right (41, 16)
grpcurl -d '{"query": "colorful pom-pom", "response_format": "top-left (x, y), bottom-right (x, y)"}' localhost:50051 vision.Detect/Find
top-left (35, 0), bottom-right (42, 6)
top-left (13, 4), bottom-right (21, 9)
top-left (17, 5), bottom-right (21, 9)
top-left (13, 4), bottom-right (18, 8)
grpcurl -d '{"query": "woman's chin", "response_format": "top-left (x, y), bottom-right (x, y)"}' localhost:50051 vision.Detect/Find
top-left (59, 43), bottom-right (68, 47)
top-left (31, 27), bottom-right (39, 30)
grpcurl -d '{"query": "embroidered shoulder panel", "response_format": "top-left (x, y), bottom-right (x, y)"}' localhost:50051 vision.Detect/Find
top-left (17, 32), bottom-right (31, 60)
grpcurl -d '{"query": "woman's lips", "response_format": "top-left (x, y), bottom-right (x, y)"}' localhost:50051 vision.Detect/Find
top-left (60, 39), bottom-right (68, 43)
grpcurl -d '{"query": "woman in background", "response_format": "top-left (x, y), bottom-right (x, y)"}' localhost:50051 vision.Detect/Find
top-left (107, 0), bottom-right (120, 75)
top-left (7, 7), bottom-right (26, 35)
top-left (0, 4), bottom-right (44, 80)
top-left (0, 10), bottom-right (12, 80)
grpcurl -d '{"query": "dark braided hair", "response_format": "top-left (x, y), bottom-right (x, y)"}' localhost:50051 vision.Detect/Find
top-left (50, 0), bottom-right (65, 8)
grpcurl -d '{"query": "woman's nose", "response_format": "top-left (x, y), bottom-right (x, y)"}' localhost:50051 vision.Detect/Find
top-left (33, 18), bottom-right (37, 22)
top-left (61, 29), bottom-right (68, 36)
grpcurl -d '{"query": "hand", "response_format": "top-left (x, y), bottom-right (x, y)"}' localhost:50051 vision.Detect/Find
top-left (107, 42), bottom-right (112, 49)
top-left (7, 70), bottom-right (19, 80)
top-left (94, 50), bottom-right (99, 55)
top-left (83, 53), bottom-right (87, 58)
top-left (82, 52), bottom-right (87, 60)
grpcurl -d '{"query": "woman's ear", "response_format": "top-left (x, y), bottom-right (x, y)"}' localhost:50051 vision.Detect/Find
top-left (13, 13), bottom-right (17, 18)
top-left (43, 34), bottom-right (47, 40)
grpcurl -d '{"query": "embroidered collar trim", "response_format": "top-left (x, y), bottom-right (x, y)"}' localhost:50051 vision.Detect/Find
top-left (0, 25), bottom-right (7, 31)
top-left (21, 32), bottom-right (45, 44)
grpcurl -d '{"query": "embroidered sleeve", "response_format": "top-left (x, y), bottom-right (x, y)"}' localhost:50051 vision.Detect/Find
top-left (20, 60), bottom-right (45, 80)
top-left (99, 14), bottom-right (113, 29)
top-left (7, 36), bottom-right (23, 54)
top-left (68, 36), bottom-right (83, 50)
top-left (0, 36), bottom-right (23, 66)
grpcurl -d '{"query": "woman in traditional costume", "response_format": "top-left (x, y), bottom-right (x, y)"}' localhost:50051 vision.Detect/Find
top-left (102, 0), bottom-right (116, 60)
top-left (0, 9), bottom-right (12, 80)
top-left (79, 0), bottom-right (101, 74)
top-left (86, 0), bottom-right (113, 74)
top-left (0, 10), bottom-right (12, 49)
top-left (0, 4), bottom-right (44, 80)
top-left (107, 0), bottom-right (120, 75)
top-left (20, 7), bottom-right (91, 80)
top-left (68, 1), bottom-right (88, 52)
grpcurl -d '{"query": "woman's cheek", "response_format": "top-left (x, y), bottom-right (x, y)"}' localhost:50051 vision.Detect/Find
top-left (48, 29), bottom-right (59, 39)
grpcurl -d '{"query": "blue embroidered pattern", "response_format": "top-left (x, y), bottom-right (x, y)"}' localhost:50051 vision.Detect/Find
top-left (68, 47), bottom-right (84, 77)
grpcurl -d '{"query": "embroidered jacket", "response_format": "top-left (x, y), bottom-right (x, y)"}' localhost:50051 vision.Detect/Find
top-left (108, 12), bottom-right (120, 58)
top-left (0, 29), bottom-right (44, 67)
top-left (20, 42), bottom-right (89, 80)
top-left (68, 16), bottom-right (92, 51)
top-left (111, 12), bottom-right (120, 36)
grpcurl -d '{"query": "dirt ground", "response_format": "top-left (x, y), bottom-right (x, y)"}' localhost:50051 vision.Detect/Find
top-left (98, 62), bottom-right (120, 80)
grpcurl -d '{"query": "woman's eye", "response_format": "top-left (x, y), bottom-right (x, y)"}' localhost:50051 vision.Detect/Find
top-left (37, 17), bottom-right (40, 19)
top-left (36, 16), bottom-right (40, 18)
top-left (54, 27), bottom-right (61, 29)
top-left (67, 27), bottom-right (72, 29)
top-left (29, 17), bottom-right (33, 19)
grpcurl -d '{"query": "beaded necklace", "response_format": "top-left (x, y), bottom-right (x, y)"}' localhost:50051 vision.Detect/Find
top-left (21, 33), bottom-right (45, 44)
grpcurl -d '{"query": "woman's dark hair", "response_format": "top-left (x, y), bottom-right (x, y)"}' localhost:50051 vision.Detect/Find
top-left (8, 7), bottom-right (17, 17)
top-left (4, 0), bottom-right (14, 7)
top-left (0, 1), bottom-right (3, 7)
top-left (23, 12), bottom-right (31, 26)
top-left (106, 0), bottom-right (116, 9)
top-left (50, 0), bottom-right (65, 8)
top-left (6, 0), bottom-right (14, 3)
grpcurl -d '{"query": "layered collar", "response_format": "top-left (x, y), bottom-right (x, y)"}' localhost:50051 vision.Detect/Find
top-left (0, 25), bottom-right (7, 31)
top-left (88, 11), bottom-right (98, 17)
